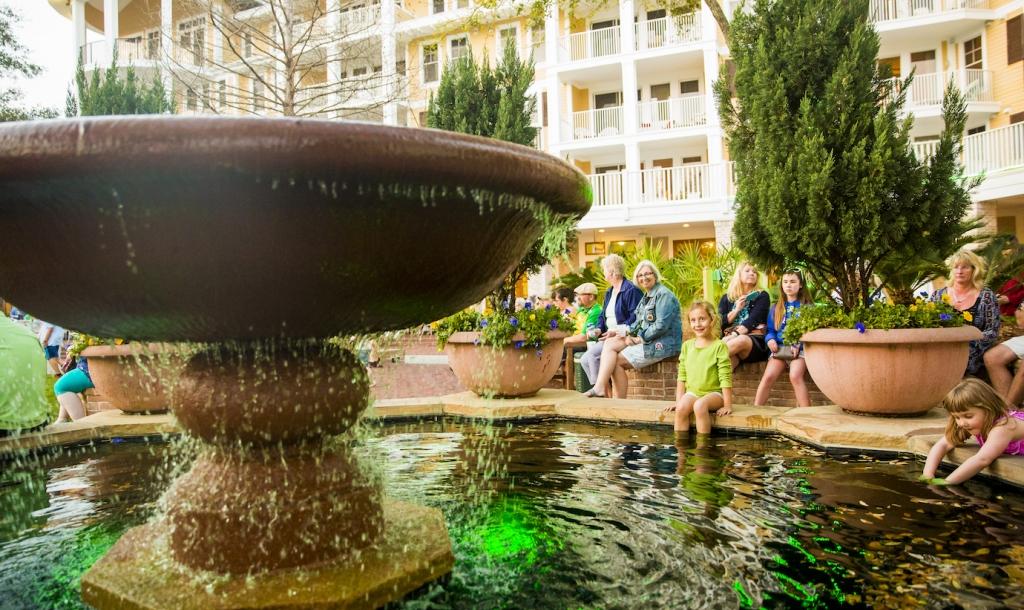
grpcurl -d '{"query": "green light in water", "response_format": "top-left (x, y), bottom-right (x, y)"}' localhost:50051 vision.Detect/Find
top-left (733, 580), bottom-right (756, 608)
top-left (32, 523), bottom-right (123, 609)
top-left (468, 496), bottom-right (561, 566)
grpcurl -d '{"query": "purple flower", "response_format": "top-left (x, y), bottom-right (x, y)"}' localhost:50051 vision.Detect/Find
top-left (939, 313), bottom-right (951, 321)
top-left (514, 340), bottom-right (524, 349)
top-left (550, 319), bottom-right (559, 330)
top-left (854, 321), bottom-right (866, 333)
top-left (524, 301), bottom-right (533, 310)
top-left (536, 349), bottom-right (544, 358)
top-left (480, 319), bottom-right (488, 328)
top-left (564, 308), bottom-right (573, 316)
top-left (510, 317), bottom-right (519, 327)
top-left (919, 290), bottom-right (929, 297)
top-left (473, 338), bottom-right (481, 345)
top-left (545, 304), bottom-right (553, 311)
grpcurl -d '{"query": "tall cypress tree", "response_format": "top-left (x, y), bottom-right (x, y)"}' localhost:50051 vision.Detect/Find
top-left (716, 0), bottom-right (976, 309)
top-left (427, 44), bottom-right (544, 308)
top-left (73, 56), bottom-right (173, 116)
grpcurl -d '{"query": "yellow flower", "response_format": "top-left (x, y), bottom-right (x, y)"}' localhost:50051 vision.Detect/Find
top-left (941, 293), bottom-right (951, 304)
top-left (963, 311), bottom-right (973, 323)
top-left (530, 314), bottom-right (536, 321)
top-left (909, 304), bottom-right (917, 311)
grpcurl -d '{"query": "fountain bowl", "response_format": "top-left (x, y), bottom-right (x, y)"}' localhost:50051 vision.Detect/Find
top-left (0, 116), bottom-right (591, 341)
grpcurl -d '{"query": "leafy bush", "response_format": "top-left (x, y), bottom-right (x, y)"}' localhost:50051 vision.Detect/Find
top-left (783, 299), bottom-right (968, 345)
top-left (435, 303), bottom-right (576, 350)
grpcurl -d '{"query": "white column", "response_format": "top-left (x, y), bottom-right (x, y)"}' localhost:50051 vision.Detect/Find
top-left (625, 141), bottom-right (641, 205)
top-left (212, 5), bottom-right (223, 64)
top-left (326, 0), bottom-right (342, 113)
top-left (71, 0), bottom-right (86, 66)
top-left (544, 6), bottom-right (558, 67)
top-left (103, 0), bottom-right (118, 66)
top-left (701, 0), bottom-right (717, 43)
top-left (381, 0), bottom-right (397, 125)
top-left (703, 48), bottom-right (725, 200)
top-left (621, 59), bottom-right (638, 136)
top-left (161, 0), bottom-right (172, 96)
top-left (618, 0), bottom-right (635, 54)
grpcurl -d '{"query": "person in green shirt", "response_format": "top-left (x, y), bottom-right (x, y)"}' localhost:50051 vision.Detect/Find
top-left (564, 282), bottom-right (603, 349)
top-left (0, 314), bottom-right (50, 435)
top-left (665, 300), bottom-right (733, 435)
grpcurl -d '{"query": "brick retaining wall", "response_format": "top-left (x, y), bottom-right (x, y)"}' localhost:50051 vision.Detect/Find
top-left (625, 356), bottom-right (831, 407)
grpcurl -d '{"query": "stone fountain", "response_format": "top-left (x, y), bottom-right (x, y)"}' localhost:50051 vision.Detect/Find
top-left (0, 116), bottom-right (590, 608)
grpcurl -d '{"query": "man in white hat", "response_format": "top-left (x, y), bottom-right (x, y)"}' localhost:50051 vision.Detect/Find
top-left (564, 282), bottom-right (603, 349)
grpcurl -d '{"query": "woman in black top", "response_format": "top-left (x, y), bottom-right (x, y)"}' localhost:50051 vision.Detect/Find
top-left (718, 262), bottom-right (771, 368)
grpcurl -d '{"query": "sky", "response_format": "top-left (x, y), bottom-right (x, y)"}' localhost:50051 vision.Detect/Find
top-left (4, 0), bottom-right (90, 112)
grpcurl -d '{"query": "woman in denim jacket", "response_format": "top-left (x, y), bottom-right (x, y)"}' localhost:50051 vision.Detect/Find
top-left (583, 260), bottom-right (682, 398)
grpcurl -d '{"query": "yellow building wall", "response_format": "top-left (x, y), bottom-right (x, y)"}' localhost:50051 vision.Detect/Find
top-left (574, 160), bottom-right (592, 173)
top-left (987, 9), bottom-right (1024, 128)
top-left (405, 0), bottom-right (428, 19)
top-left (571, 85), bottom-right (590, 112)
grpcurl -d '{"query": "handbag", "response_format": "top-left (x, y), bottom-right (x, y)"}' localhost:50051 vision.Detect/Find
top-left (774, 345), bottom-right (798, 362)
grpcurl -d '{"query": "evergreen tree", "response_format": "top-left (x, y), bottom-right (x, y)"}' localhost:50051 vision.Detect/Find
top-left (715, 0), bottom-right (976, 309)
top-left (74, 56), bottom-right (173, 116)
top-left (427, 45), bottom-right (546, 308)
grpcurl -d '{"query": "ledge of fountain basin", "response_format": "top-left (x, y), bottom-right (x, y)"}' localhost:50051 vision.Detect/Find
top-left (0, 410), bottom-right (179, 458)
top-left (906, 433), bottom-right (1024, 489)
top-left (774, 405), bottom-right (948, 453)
top-left (367, 397), bottom-right (445, 420)
top-left (556, 397), bottom-right (782, 432)
top-left (440, 388), bottom-right (581, 419)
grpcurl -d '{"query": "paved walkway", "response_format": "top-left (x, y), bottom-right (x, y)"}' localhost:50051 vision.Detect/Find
top-left (4, 389), bottom-right (1021, 489)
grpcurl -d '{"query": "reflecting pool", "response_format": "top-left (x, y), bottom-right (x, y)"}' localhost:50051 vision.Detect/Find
top-left (2, 421), bottom-right (1023, 609)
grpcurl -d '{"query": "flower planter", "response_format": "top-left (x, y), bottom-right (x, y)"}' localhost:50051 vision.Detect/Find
top-left (445, 331), bottom-right (568, 398)
top-left (80, 343), bottom-right (184, 414)
top-left (801, 326), bottom-right (982, 417)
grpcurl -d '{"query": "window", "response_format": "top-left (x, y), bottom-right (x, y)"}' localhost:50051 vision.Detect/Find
top-left (422, 43), bottom-right (439, 83)
top-left (178, 17), bottom-right (205, 66)
top-left (967, 125), bottom-right (986, 135)
top-left (910, 50), bottom-right (936, 72)
top-left (680, 80), bottom-right (699, 95)
top-left (418, 111), bottom-right (428, 126)
top-left (146, 30), bottom-right (160, 60)
top-left (186, 88), bottom-right (198, 111)
top-left (396, 60), bottom-right (406, 76)
top-left (594, 91), bottom-right (621, 108)
top-left (450, 36), bottom-right (469, 62)
top-left (499, 26), bottom-right (518, 56)
top-left (218, 80), bottom-right (227, 108)
top-left (682, 156), bottom-right (702, 163)
top-left (456, 0), bottom-right (469, 8)
top-left (244, 31), bottom-right (253, 58)
top-left (650, 83), bottom-right (670, 101)
top-left (353, 66), bottom-right (368, 76)
top-left (964, 36), bottom-right (983, 69)
top-left (1011, 111), bottom-right (1024, 124)
top-left (1008, 15), bottom-right (1023, 65)
top-left (252, 80), bottom-right (264, 112)
top-left (431, 0), bottom-right (445, 14)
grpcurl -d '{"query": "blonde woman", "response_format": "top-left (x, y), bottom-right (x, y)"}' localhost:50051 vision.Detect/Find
top-left (717, 262), bottom-right (771, 368)
top-left (931, 249), bottom-right (1000, 377)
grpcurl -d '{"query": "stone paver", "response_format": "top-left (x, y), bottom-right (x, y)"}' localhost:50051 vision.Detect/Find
top-left (774, 405), bottom-right (947, 452)
top-left (0, 410), bottom-right (178, 456)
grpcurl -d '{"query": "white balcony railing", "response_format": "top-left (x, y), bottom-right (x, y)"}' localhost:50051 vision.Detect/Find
top-left (561, 27), bottom-right (620, 62)
top-left (869, 0), bottom-right (989, 23)
top-left (634, 12), bottom-right (701, 51)
top-left (571, 106), bottom-right (624, 140)
top-left (637, 96), bottom-right (706, 131)
top-left (912, 140), bottom-right (941, 162)
top-left (587, 163), bottom-right (737, 207)
top-left (79, 37), bottom-right (161, 67)
top-left (964, 122), bottom-right (1024, 177)
top-left (886, 69), bottom-right (993, 107)
top-left (339, 5), bottom-right (381, 31)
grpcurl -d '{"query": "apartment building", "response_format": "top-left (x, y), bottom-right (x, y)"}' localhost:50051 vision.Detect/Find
top-left (47, 0), bottom-right (1024, 284)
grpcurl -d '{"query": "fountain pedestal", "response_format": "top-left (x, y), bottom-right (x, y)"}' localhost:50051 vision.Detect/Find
top-left (82, 342), bottom-right (454, 608)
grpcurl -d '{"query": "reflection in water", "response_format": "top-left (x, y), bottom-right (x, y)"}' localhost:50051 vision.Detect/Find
top-left (2, 423), bottom-right (1024, 609)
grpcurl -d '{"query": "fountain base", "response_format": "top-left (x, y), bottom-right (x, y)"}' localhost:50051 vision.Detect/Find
top-left (81, 499), bottom-right (454, 609)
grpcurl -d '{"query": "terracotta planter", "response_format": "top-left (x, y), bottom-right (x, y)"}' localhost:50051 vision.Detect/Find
top-left (445, 331), bottom-right (568, 398)
top-left (80, 343), bottom-right (184, 414)
top-left (801, 326), bottom-right (983, 417)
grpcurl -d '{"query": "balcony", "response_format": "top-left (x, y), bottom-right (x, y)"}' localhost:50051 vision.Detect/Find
top-left (637, 96), bottom-right (706, 132)
top-left (339, 5), bottom-right (382, 32)
top-left (964, 122), bottom-right (1024, 178)
top-left (559, 27), bottom-right (620, 63)
top-left (634, 13), bottom-right (701, 52)
top-left (885, 69), bottom-right (994, 109)
top-left (869, 0), bottom-right (989, 24)
top-left (569, 106), bottom-right (624, 141)
top-left (79, 38), bottom-right (161, 69)
top-left (587, 163), bottom-right (736, 208)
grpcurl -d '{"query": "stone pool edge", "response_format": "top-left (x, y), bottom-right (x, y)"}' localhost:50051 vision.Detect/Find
top-left (3, 389), bottom-right (1021, 489)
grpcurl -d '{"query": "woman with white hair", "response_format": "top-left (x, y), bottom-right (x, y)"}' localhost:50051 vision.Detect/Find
top-left (580, 253), bottom-right (643, 390)
top-left (583, 259), bottom-right (682, 398)
top-left (932, 248), bottom-right (1000, 377)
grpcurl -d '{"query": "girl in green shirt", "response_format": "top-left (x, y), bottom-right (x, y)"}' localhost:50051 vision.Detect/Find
top-left (665, 301), bottom-right (733, 435)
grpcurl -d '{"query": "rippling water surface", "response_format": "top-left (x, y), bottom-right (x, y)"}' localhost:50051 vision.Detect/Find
top-left (2, 420), bottom-right (1023, 609)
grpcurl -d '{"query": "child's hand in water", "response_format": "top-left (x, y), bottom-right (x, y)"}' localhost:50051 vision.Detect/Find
top-left (918, 476), bottom-right (949, 485)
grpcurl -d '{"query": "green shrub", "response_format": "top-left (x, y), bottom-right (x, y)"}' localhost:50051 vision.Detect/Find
top-left (435, 304), bottom-right (576, 350)
top-left (783, 299), bottom-right (968, 345)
